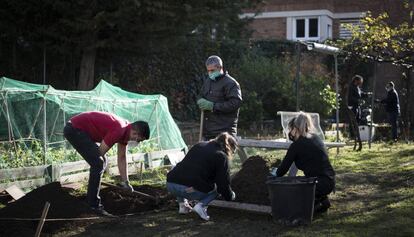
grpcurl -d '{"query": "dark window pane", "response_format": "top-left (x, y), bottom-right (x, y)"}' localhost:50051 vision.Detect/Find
top-left (296, 19), bottom-right (305, 38)
top-left (309, 18), bottom-right (318, 37)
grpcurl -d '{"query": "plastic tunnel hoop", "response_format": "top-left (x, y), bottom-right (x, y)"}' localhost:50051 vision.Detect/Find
top-left (0, 77), bottom-right (187, 164)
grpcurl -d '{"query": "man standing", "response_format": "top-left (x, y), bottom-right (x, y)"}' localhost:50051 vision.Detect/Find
top-left (197, 55), bottom-right (242, 140)
top-left (63, 111), bottom-right (150, 216)
top-left (376, 81), bottom-right (400, 141)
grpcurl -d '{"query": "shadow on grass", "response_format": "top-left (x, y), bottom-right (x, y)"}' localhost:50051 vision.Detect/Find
top-left (72, 207), bottom-right (289, 237)
top-left (325, 170), bottom-right (414, 236)
top-left (397, 148), bottom-right (414, 158)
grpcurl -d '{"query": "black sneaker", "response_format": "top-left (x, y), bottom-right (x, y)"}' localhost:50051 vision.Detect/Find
top-left (91, 206), bottom-right (116, 218)
top-left (314, 198), bottom-right (331, 214)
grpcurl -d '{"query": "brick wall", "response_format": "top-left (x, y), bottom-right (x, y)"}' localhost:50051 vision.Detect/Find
top-left (249, 18), bottom-right (286, 39)
top-left (246, 0), bottom-right (408, 40)
top-left (247, 0), bottom-right (334, 12)
top-left (254, 0), bottom-right (405, 17)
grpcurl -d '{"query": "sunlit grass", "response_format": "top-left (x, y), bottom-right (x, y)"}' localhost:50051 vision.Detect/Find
top-left (227, 142), bottom-right (414, 236)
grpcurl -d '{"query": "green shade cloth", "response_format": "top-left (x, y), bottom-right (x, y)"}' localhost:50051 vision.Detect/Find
top-left (0, 77), bottom-right (186, 151)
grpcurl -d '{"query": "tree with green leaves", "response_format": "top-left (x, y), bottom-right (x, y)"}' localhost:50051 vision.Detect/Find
top-left (335, 1), bottom-right (414, 140)
top-left (0, 0), bottom-right (262, 89)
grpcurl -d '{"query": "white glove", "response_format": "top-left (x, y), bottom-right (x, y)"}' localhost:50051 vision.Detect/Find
top-left (118, 180), bottom-right (134, 192)
top-left (231, 191), bottom-right (236, 201)
top-left (270, 168), bottom-right (278, 176)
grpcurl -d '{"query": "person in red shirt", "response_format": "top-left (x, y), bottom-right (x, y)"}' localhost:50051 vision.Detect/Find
top-left (63, 111), bottom-right (150, 216)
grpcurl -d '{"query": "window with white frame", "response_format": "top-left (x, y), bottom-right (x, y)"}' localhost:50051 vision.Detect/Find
top-left (294, 17), bottom-right (319, 41)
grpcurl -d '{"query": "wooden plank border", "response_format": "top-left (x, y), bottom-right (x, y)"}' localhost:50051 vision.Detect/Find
top-left (210, 200), bottom-right (271, 214)
top-left (0, 165), bottom-right (48, 180)
top-left (0, 178), bottom-right (46, 189)
top-left (0, 149), bottom-right (186, 189)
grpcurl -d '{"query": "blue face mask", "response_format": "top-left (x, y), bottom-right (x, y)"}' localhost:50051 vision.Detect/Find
top-left (208, 71), bottom-right (221, 80)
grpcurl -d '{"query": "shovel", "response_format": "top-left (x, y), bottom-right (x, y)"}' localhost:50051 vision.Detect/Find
top-left (101, 181), bottom-right (160, 204)
top-left (199, 110), bottom-right (204, 142)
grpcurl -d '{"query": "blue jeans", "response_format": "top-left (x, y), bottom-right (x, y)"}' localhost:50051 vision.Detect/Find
top-left (166, 182), bottom-right (217, 206)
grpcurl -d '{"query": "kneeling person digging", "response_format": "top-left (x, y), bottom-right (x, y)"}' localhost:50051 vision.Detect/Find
top-left (166, 132), bottom-right (237, 221)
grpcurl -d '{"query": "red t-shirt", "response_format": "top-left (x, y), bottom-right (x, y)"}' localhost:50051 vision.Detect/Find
top-left (70, 111), bottom-right (132, 147)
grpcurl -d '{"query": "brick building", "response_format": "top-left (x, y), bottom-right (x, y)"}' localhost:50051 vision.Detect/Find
top-left (243, 0), bottom-right (408, 41)
top-left (242, 0), bottom-right (414, 130)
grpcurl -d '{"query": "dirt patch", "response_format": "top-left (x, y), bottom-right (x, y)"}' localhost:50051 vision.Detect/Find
top-left (0, 182), bottom-right (173, 236)
top-left (0, 182), bottom-right (95, 236)
top-left (101, 185), bottom-right (174, 215)
top-left (231, 156), bottom-right (280, 205)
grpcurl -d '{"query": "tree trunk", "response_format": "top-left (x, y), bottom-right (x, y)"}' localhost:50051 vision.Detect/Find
top-left (77, 47), bottom-right (96, 90)
top-left (402, 68), bottom-right (412, 141)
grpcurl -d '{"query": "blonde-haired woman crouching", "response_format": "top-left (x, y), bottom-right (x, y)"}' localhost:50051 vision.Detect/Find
top-left (276, 112), bottom-right (335, 214)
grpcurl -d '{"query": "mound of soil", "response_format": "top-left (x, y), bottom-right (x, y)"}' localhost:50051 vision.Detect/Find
top-left (0, 182), bottom-right (173, 236)
top-left (231, 156), bottom-right (276, 205)
top-left (0, 182), bottom-right (95, 236)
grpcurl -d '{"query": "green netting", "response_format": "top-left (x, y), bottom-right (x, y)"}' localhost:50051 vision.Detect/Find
top-left (0, 77), bottom-right (186, 166)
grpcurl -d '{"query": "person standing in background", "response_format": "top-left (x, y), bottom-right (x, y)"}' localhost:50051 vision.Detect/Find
top-left (197, 55), bottom-right (242, 140)
top-left (376, 81), bottom-right (400, 141)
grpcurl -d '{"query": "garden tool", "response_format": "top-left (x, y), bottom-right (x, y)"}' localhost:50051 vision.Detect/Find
top-left (101, 181), bottom-right (160, 204)
top-left (199, 110), bottom-right (204, 141)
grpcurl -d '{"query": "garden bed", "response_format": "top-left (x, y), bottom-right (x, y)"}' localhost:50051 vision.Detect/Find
top-left (0, 182), bottom-right (173, 236)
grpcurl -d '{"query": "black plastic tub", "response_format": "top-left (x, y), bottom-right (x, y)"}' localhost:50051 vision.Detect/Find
top-left (266, 176), bottom-right (317, 225)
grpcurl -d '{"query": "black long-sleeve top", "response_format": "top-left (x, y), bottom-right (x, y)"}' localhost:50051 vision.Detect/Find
top-left (276, 135), bottom-right (335, 180)
top-left (347, 83), bottom-right (369, 108)
top-left (381, 89), bottom-right (400, 114)
top-left (167, 141), bottom-right (233, 201)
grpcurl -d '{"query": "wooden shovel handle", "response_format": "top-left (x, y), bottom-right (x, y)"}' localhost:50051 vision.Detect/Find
top-left (101, 182), bottom-right (159, 203)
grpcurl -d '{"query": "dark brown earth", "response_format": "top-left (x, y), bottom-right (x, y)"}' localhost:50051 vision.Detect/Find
top-left (0, 156), bottom-right (280, 236)
top-left (0, 182), bottom-right (173, 237)
top-left (231, 156), bottom-right (280, 205)
top-left (101, 185), bottom-right (175, 215)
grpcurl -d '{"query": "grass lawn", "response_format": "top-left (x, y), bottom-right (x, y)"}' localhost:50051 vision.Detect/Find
top-left (43, 143), bottom-right (414, 236)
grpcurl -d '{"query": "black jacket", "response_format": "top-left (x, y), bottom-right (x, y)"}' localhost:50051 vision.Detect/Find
top-left (276, 135), bottom-right (335, 180)
top-left (200, 73), bottom-right (242, 138)
top-left (167, 141), bottom-right (233, 201)
top-left (347, 83), bottom-right (368, 109)
top-left (381, 89), bottom-right (400, 114)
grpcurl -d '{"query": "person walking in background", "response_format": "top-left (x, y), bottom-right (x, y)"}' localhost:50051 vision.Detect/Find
top-left (375, 81), bottom-right (400, 141)
top-left (166, 132), bottom-right (237, 221)
top-left (275, 112), bottom-right (336, 214)
top-left (197, 55), bottom-right (242, 140)
top-left (64, 111), bottom-right (150, 216)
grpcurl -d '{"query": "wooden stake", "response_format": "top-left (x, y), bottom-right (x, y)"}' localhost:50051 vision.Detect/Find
top-left (199, 111), bottom-right (204, 142)
top-left (35, 202), bottom-right (50, 237)
top-left (139, 162), bottom-right (144, 184)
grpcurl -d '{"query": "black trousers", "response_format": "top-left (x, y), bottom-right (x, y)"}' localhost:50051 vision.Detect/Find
top-left (388, 112), bottom-right (399, 140)
top-left (63, 123), bottom-right (107, 208)
top-left (315, 176), bottom-right (335, 201)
